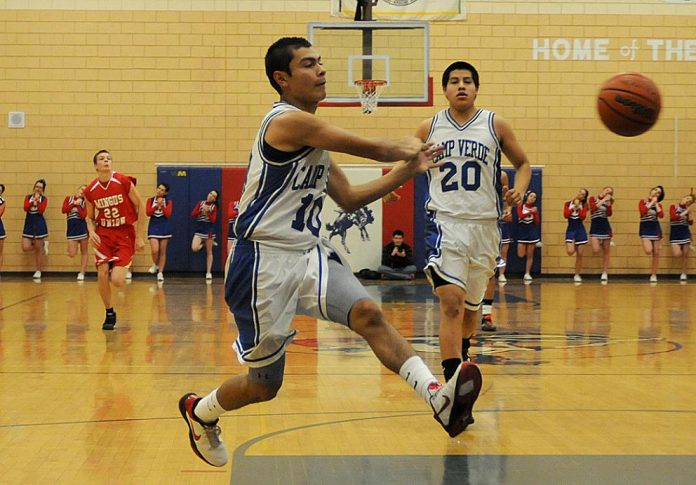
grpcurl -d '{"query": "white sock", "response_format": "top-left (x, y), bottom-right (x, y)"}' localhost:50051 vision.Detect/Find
top-left (482, 304), bottom-right (492, 316)
top-left (194, 388), bottom-right (226, 423)
top-left (399, 356), bottom-right (439, 404)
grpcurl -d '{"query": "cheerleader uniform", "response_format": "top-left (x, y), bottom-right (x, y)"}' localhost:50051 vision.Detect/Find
top-left (0, 195), bottom-right (6, 240)
top-left (516, 203), bottom-right (540, 244)
top-left (563, 200), bottom-right (588, 245)
top-left (589, 195), bottom-right (613, 239)
top-left (22, 194), bottom-right (48, 239)
top-left (669, 203), bottom-right (692, 245)
top-left (192, 200), bottom-right (218, 239)
top-left (638, 198), bottom-right (663, 240)
top-left (62, 196), bottom-right (88, 240)
top-left (147, 196), bottom-right (173, 239)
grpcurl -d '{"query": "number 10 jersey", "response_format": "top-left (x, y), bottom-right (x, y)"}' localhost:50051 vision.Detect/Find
top-left (234, 102), bottom-right (331, 251)
top-left (424, 108), bottom-right (503, 221)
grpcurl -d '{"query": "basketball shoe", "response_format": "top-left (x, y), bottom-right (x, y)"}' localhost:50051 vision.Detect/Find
top-left (102, 311), bottom-right (116, 331)
top-left (179, 393), bottom-right (228, 467)
top-left (481, 314), bottom-right (496, 332)
top-left (429, 362), bottom-right (482, 438)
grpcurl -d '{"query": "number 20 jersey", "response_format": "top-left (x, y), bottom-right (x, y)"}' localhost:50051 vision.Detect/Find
top-left (234, 102), bottom-right (331, 251)
top-left (424, 108), bottom-right (502, 221)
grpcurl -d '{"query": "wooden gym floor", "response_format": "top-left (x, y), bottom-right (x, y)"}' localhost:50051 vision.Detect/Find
top-left (0, 274), bottom-right (694, 484)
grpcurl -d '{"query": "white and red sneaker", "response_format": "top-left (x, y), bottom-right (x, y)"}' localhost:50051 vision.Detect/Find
top-left (179, 393), bottom-right (228, 467)
top-left (429, 362), bottom-right (482, 437)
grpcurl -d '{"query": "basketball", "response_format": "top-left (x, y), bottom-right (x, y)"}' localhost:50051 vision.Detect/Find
top-left (597, 73), bottom-right (661, 137)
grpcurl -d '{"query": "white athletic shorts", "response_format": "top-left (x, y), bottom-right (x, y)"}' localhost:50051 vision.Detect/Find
top-left (424, 218), bottom-right (499, 311)
top-left (225, 237), bottom-right (371, 367)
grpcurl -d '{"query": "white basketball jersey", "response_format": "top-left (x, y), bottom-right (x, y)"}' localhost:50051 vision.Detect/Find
top-left (424, 108), bottom-right (502, 221)
top-left (234, 102), bottom-right (331, 251)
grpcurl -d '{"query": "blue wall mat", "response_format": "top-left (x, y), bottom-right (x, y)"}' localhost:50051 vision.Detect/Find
top-left (156, 166), bottom-right (223, 273)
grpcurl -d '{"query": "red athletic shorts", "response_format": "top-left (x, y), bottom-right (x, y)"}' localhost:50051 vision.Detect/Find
top-left (94, 225), bottom-right (136, 267)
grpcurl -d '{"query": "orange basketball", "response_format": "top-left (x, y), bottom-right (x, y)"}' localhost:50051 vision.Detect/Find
top-left (597, 73), bottom-right (661, 137)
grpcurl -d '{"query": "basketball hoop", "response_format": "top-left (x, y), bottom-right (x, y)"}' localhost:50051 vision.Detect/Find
top-left (354, 79), bottom-right (387, 114)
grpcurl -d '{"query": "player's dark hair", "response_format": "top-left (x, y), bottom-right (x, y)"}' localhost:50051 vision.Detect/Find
top-left (0, 183), bottom-right (5, 195)
top-left (35, 178), bottom-right (47, 191)
top-left (159, 182), bottom-right (170, 194)
top-left (393, 229), bottom-right (404, 237)
top-left (653, 185), bottom-right (665, 203)
top-left (93, 149), bottom-right (110, 165)
top-left (442, 61), bottom-right (480, 89)
top-left (523, 191), bottom-right (536, 204)
top-left (265, 37), bottom-right (313, 95)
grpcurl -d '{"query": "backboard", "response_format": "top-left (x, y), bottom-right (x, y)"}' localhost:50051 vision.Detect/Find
top-left (307, 21), bottom-right (432, 108)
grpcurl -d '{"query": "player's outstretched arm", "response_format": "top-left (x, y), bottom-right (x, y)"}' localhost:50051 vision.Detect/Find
top-left (327, 144), bottom-right (443, 213)
top-left (494, 115), bottom-right (531, 207)
top-left (86, 199), bottom-right (101, 248)
top-left (266, 110), bottom-right (423, 162)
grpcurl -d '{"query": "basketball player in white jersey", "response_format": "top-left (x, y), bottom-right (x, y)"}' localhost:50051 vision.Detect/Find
top-left (179, 38), bottom-right (483, 468)
top-left (415, 61), bottom-right (532, 382)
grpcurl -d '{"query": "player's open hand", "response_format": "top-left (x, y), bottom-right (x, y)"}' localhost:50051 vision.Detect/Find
top-left (382, 190), bottom-right (401, 204)
top-left (405, 142), bottom-right (445, 174)
top-left (504, 187), bottom-right (524, 206)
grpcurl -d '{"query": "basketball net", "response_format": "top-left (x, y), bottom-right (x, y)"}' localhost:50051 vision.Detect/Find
top-left (354, 79), bottom-right (387, 114)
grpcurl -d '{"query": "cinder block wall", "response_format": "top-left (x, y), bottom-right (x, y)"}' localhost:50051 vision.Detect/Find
top-left (0, 1), bottom-right (694, 275)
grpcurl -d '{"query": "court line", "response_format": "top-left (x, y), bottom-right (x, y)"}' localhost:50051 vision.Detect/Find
top-left (2, 408), bottom-right (695, 430)
top-left (0, 293), bottom-right (46, 311)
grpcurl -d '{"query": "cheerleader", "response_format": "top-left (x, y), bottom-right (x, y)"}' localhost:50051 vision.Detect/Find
top-left (227, 199), bottom-right (239, 257)
top-left (669, 191), bottom-right (694, 281)
top-left (517, 191), bottom-right (540, 281)
top-left (0, 184), bottom-right (6, 275)
top-left (146, 183), bottom-right (173, 282)
top-left (589, 186), bottom-right (614, 281)
top-left (61, 185), bottom-right (89, 280)
top-left (22, 179), bottom-right (49, 279)
top-left (639, 185), bottom-right (665, 282)
top-left (191, 189), bottom-right (219, 280)
top-left (564, 188), bottom-right (589, 283)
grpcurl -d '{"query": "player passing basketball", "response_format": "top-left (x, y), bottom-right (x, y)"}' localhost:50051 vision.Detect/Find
top-left (178, 37), bottom-right (479, 468)
top-left (84, 150), bottom-right (145, 330)
top-left (414, 61), bottom-right (531, 383)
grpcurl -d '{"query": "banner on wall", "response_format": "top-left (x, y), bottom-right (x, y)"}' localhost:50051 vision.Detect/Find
top-left (320, 167), bottom-right (384, 271)
top-left (331, 0), bottom-right (466, 21)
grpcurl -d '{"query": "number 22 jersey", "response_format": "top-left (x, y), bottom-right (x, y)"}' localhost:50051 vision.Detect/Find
top-left (84, 172), bottom-right (138, 231)
top-left (424, 108), bottom-right (502, 221)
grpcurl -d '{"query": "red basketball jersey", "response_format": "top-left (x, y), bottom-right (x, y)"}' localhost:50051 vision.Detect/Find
top-left (85, 172), bottom-right (138, 229)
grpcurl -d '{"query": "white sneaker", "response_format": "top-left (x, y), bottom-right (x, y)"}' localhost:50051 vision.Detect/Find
top-left (32, 271), bottom-right (42, 279)
top-left (179, 393), bottom-right (228, 467)
top-left (148, 264), bottom-right (158, 274)
top-left (523, 273), bottom-right (533, 282)
top-left (600, 272), bottom-right (608, 281)
top-left (77, 272), bottom-right (85, 281)
top-left (498, 274), bottom-right (507, 283)
top-left (429, 362), bottom-right (482, 438)
top-left (205, 272), bottom-right (213, 280)
top-left (157, 272), bottom-right (164, 282)
top-left (126, 271), bottom-right (133, 280)
top-left (649, 274), bottom-right (657, 283)
top-left (43, 241), bottom-right (49, 255)
top-left (680, 273), bottom-right (687, 281)
top-left (574, 274), bottom-right (582, 283)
